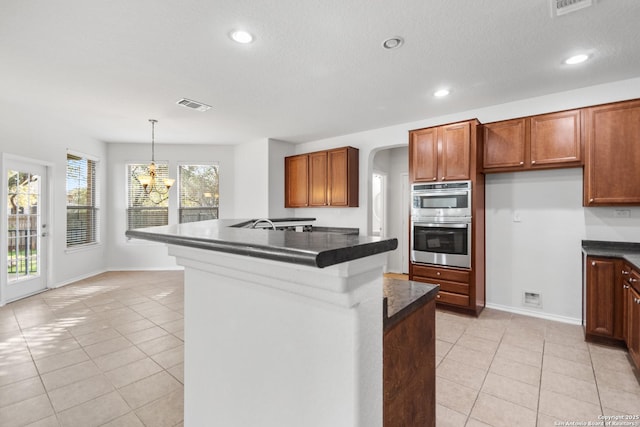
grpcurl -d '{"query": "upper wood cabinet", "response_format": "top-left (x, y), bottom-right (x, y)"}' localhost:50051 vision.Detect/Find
top-left (482, 109), bottom-right (582, 173)
top-left (284, 155), bottom-right (309, 208)
top-left (410, 120), bottom-right (476, 183)
top-left (285, 146), bottom-right (359, 208)
top-left (584, 99), bottom-right (640, 206)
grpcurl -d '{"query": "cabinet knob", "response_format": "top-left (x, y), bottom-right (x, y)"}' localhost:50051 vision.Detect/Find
top-left (591, 261), bottom-right (596, 266)
top-left (436, 294), bottom-right (441, 299)
top-left (622, 270), bottom-right (630, 275)
top-left (432, 178), bottom-right (437, 181)
top-left (630, 277), bottom-right (638, 283)
top-left (589, 198), bottom-right (594, 203)
top-left (436, 272), bottom-right (441, 276)
top-left (519, 161), bottom-right (524, 165)
top-left (441, 177), bottom-right (445, 180)
top-left (624, 284), bottom-right (630, 289)
top-left (531, 160), bottom-right (536, 164)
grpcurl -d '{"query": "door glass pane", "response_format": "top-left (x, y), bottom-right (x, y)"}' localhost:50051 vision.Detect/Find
top-left (7, 169), bottom-right (40, 282)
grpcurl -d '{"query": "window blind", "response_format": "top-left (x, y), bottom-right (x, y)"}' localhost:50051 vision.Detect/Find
top-left (127, 163), bottom-right (170, 230)
top-left (66, 153), bottom-right (99, 247)
top-left (178, 164), bottom-right (219, 224)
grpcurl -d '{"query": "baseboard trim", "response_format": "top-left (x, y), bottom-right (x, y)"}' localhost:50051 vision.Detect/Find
top-left (485, 302), bottom-right (582, 326)
top-left (106, 266), bottom-right (185, 272)
top-left (49, 269), bottom-right (108, 289)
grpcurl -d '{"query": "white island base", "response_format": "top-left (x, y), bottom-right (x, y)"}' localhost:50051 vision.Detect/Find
top-left (169, 244), bottom-right (386, 427)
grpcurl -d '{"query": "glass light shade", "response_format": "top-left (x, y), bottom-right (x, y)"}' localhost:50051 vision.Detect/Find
top-left (164, 178), bottom-right (175, 188)
top-left (139, 176), bottom-right (152, 187)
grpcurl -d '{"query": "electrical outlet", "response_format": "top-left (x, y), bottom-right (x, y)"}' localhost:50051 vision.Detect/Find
top-left (513, 211), bottom-right (522, 222)
top-left (614, 209), bottom-right (631, 218)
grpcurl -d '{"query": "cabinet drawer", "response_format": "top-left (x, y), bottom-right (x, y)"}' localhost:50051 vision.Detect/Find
top-left (435, 291), bottom-right (469, 307)
top-left (413, 276), bottom-right (468, 295)
top-left (411, 264), bottom-right (470, 283)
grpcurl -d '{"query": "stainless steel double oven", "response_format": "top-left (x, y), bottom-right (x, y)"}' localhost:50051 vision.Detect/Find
top-left (410, 181), bottom-right (472, 269)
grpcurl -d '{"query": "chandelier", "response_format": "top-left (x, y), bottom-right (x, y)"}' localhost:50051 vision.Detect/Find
top-left (138, 119), bottom-right (175, 203)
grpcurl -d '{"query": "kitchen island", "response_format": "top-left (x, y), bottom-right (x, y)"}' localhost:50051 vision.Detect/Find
top-left (383, 278), bottom-right (439, 427)
top-left (126, 218), bottom-right (398, 427)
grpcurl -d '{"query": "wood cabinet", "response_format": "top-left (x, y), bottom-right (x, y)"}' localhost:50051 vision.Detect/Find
top-left (384, 297), bottom-right (435, 427)
top-left (585, 257), bottom-right (625, 340)
top-left (409, 263), bottom-right (485, 314)
top-left (584, 99), bottom-right (640, 206)
top-left (284, 155), bottom-right (309, 208)
top-left (482, 109), bottom-right (582, 172)
top-left (284, 146), bottom-right (358, 208)
top-left (410, 120), bottom-right (476, 182)
top-left (624, 265), bottom-right (640, 369)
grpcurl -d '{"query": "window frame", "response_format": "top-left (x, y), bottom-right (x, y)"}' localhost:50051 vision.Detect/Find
top-left (66, 150), bottom-right (100, 250)
top-left (126, 161), bottom-right (171, 232)
top-left (177, 162), bottom-right (220, 224)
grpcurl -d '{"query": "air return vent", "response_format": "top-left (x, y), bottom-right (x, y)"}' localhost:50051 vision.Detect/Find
top-left (176, 98), bottom-right (212, 112)
top-left (550, 0), bottom-right (593, 17)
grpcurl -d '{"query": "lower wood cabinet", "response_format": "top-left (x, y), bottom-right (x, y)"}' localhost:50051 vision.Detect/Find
top-left (384, 297), bottom-right (435, 427)
top-left (410, 263), bottom-right (482, 315)
top-left (585, 256), bottom-right (640, 370)
top-left (585, 257), bottom-right (625, 340)
top-left (624, 266), bottom-right (640, 368)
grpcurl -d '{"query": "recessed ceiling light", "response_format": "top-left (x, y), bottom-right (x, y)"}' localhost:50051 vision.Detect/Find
top-left (564, 54), bottom-right (589, 65)
top-left (230, 30), bottom-right (254, 44)
top-left (382, 37), bottom-right (404, 50)
top-left (433, 89), bottom-right (450, 98)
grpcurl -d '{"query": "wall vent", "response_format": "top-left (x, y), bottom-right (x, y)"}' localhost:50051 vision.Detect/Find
top-left (176, 98), bottom-right (212, 112)
top-left (523, 291), bottom-right (542, 308)
top-left (550, 0), bottom-right (593, 17)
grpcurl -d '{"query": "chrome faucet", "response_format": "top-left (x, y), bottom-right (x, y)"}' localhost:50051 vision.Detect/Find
top-left (251, 218), bottom-right (276, 230)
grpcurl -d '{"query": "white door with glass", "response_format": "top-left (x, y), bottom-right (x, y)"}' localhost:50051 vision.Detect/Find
top-left (5, 159), bottom-right (48, 302)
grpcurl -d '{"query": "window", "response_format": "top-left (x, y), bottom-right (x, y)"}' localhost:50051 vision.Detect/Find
top-left (178, 164), bottom-right (219, 223)
top-left (127, 162), bottom-right (170, 230)
top-left (66, 153), bottom-right (99, 247)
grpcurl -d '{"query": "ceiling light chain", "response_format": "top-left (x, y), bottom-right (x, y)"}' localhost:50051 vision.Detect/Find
top-left (137, 119), bottom-right (175, 204)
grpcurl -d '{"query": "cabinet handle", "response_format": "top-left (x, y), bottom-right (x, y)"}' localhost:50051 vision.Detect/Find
top-left (441, 177), bottom-right (445, 180)
top-left (589, 198), bottom-right (594, 203)
top-left (591, 261), bottom-right (596, 266)
top-left (622, 270), bottom-right (630, 275)
top-left (436, 294), bottom-right (441, 299)
top-left (519, 161), bottom-right (524, 165)
top-left (436, 272), bottom-right (441, 276)
top-left (630, 278), bottom-right (638, 283)
top-left (531, 160), bottom-right (536, 164)
top-left (624, 284), bottom-right (630, 289)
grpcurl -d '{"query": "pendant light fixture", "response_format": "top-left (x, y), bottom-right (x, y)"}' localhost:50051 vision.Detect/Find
top-left (138, 119), bottom-right (175, 203)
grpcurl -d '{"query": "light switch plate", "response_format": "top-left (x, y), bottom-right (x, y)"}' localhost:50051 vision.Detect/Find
top-left (614, 209), bottom-right (631, 218)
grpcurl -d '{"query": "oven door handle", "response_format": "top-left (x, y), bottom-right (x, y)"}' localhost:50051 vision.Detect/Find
top-left (413, 223), bottom-right (469, 229)
top-left (415, 191), bottom-right (468, 197)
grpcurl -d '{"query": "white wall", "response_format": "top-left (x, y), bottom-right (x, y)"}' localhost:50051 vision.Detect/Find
top-left (106, 142), bottom-right (235, 270)
top-left (267, 139), bottom-right (295, 218)
top-left (234, 139), bottom-right (269, 219)
top-left (0, 100), bottom-right (108, 295)
top-left (293, 76), bottom-right (640, 321)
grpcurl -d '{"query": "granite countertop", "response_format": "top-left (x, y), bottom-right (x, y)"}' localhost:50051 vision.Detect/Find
top-left (125, 218), bottom-right (397, 269)
top-left (582, 240), bottom-right (640, 270)
top-left (383, 277), bottom-right (439, 330)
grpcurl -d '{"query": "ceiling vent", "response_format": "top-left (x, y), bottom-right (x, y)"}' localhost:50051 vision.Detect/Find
top-left (550, 0), bottom-right (593, 17)
top-left (176, 98), bottom-right (212, 112)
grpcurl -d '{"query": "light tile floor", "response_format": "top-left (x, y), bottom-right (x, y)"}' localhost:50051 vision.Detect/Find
top-left (1, 271), bottom-right (639, 426)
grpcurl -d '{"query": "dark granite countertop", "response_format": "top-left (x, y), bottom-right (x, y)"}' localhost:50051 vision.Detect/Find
top-left (125, 218), bottom-right (397, 269)
top-left (582, 240), bottom-right (640, 270)
top-left (383, 277), bottom-right (439, 330)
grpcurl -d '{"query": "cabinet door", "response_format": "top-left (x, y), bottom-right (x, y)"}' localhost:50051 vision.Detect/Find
top-left (530, 110), bottom-right (581, 167)
top-left (584, 99), bottom-right (640, 205)
top-left (309, 152), bottom-right (328, 206)
top-left (482, 119), bottom-right (527, 170)
top-left (586, 257), bottom-right (623, 339)
top-left (628, 286), bottom-right (640, 369)
top-left (439, 122), bottom-right (470, 181)
top-left (327, 147), bottom-right (358, 207)
top-left (410, 128), bottom-right (438, 182)
top-left (284, 155), bottom-right (308, 207)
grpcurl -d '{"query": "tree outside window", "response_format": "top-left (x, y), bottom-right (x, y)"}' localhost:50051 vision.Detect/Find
top-left (66, 153), bottom-right (99, 247)
top-left (178, 164), bottom-right (219, 223)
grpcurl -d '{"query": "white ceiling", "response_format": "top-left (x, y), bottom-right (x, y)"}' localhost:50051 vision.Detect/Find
top-left (1, 0), bottom-right (640, 145)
